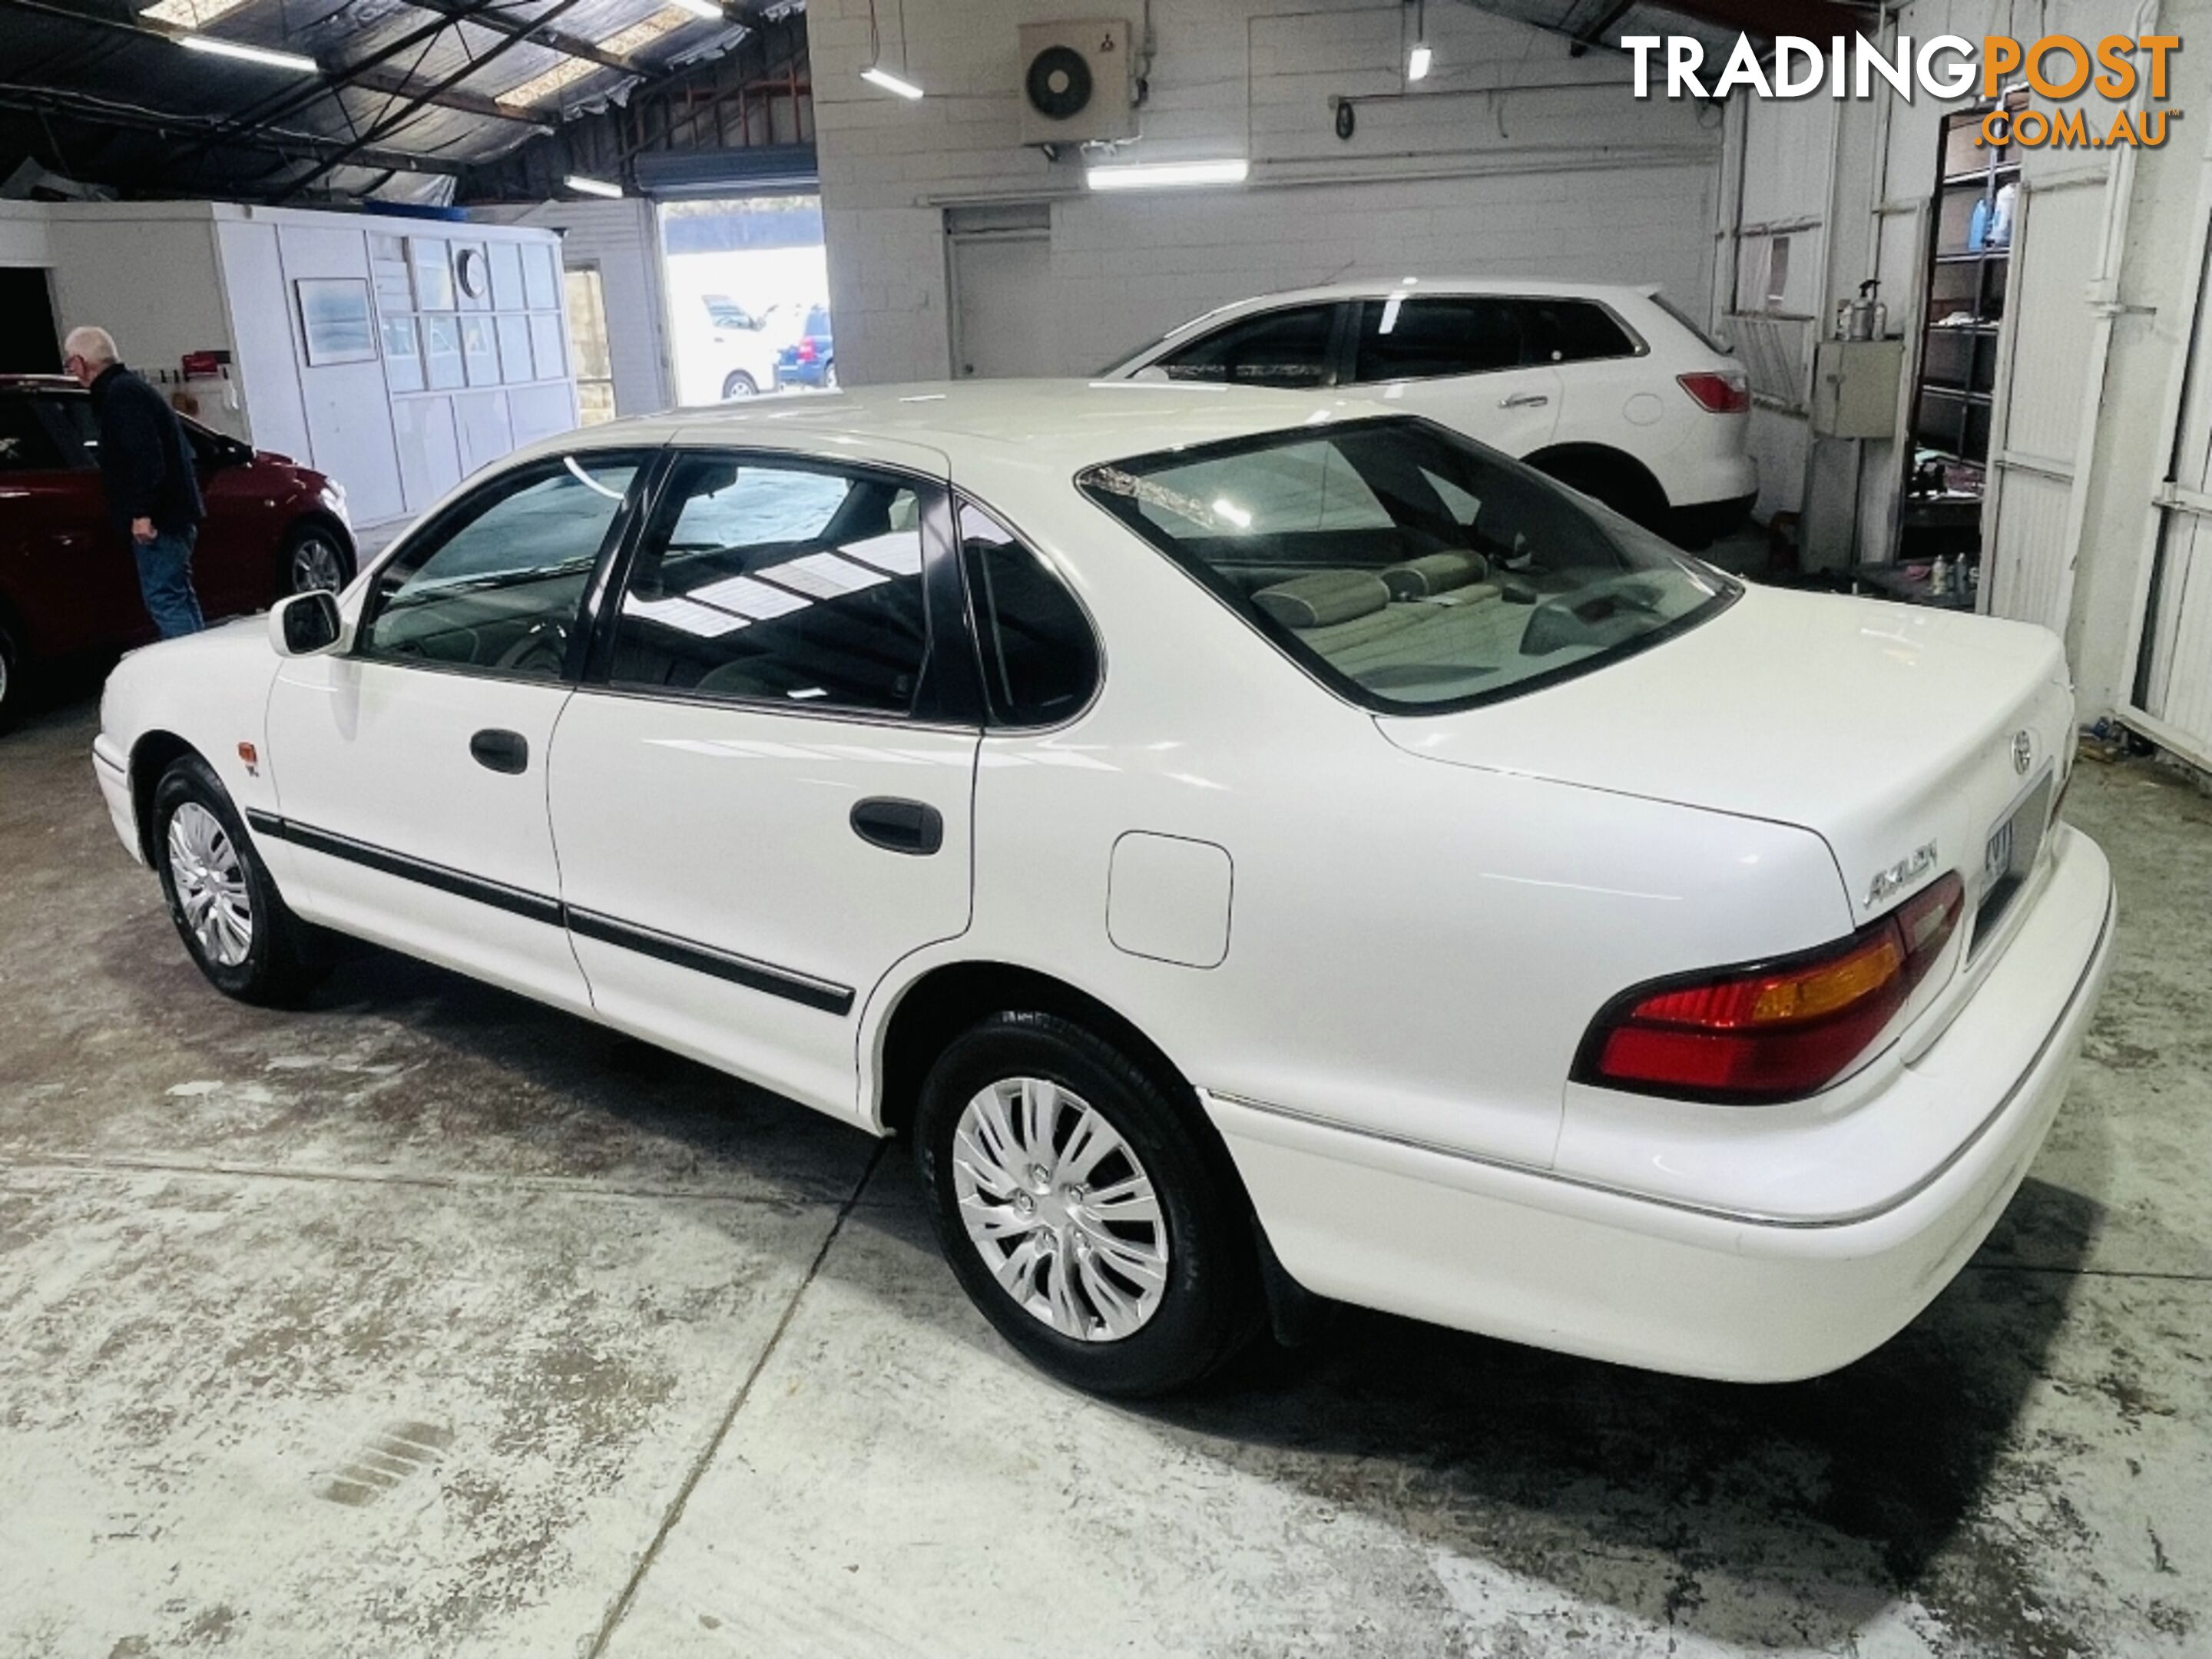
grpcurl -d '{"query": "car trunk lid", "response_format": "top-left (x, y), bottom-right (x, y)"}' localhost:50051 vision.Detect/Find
top-left (1376, 584), bottom-right (2074, 975)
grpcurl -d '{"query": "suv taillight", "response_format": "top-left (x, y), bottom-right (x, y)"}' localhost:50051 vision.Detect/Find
top-left (1574, 873), bottom-right (1964, 1104)
top-left (1677, 371), bottom-right (1750, 413)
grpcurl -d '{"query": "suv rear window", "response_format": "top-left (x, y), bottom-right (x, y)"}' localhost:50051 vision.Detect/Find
top-left (1078, 416), bottom-right (1733, 714)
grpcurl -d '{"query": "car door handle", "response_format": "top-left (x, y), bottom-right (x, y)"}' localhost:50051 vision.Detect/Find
top-left (469, 728), bottom-right (530, 775)
top-left (849, 796), bottom-right (943, 856)
top-left (1500, 392), bottom-right (1550, 409)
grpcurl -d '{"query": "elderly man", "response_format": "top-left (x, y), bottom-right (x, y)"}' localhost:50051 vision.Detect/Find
top-left (62, 326), bottom-right (205, 638)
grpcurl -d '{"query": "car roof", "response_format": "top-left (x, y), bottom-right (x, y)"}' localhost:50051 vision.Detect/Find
top-left (0, 375), bottom-right (83, 393)
top-left (556, 379), bottom-right (1405, 473)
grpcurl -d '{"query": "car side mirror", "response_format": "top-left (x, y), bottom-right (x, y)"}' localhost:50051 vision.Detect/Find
top-left (270, 589), bottom-right (343, 657)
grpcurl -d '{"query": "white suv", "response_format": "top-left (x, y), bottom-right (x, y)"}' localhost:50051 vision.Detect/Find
top-left (1103, 280), bottom-right (1755, 547)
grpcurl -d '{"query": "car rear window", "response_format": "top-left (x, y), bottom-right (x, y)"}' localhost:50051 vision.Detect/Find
top-left (1078, 416), bottom-right (1734, 714)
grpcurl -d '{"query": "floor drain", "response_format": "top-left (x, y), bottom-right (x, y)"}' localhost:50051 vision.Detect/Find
top-left (318, 1420), bottom-right (453, 1507)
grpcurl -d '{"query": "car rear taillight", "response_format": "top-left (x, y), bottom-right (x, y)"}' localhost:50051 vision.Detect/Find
top-left (1677, 371), bottom-right (1750, 414)
top-left (797, 339), bottom-right (818, 363)
top-left (1575, 873), bottom-right (1964, 1104)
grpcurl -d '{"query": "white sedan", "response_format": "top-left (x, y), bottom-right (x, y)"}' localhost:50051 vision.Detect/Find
top-left (93, 382), bottom-right (2114, 1397)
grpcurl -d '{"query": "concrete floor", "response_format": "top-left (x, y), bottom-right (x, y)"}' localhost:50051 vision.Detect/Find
top-left (2, 690), bottom-right (2208, 1659)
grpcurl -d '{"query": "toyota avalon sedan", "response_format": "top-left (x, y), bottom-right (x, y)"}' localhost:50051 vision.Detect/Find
top-left (91, 381), bottom-right (2113, 1397)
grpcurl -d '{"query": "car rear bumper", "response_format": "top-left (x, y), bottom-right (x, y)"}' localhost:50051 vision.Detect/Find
top-left (92, 733), bottom-right (141, 865)
top-left (1206, 826), bottom-right (2115, 1382)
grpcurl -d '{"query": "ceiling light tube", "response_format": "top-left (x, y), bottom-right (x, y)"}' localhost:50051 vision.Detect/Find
top-left (1084, 157), bottom-right (1250, 191)
top-left (178, 34), bottom-right (319, 72)
top-left (668, 0), bottom-right (724, 15)
top-left (860, 65), bottom-right (925, 99)
top-left (564, 174), bottom-right (623, 198)
top-left (1408, 42), bottom-right (1432, 81)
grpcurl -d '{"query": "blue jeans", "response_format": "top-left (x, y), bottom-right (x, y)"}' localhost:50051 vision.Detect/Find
top-left (134, 526), bottom-right (205, 639)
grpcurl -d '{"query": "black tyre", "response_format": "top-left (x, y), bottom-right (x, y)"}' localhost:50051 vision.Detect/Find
top-left (1537, 455), bottom-right (1671, 537)
top-left (0, 616), bottom-right (18, 730)
top-left (721, 371), bottom-right (758, 399)
top-left (151, 753), bottom-right (323, 1005)
top-left (283, 522), bottom-right (355, 594)
top-left (914, 1011), bottom-right (1262, 1396)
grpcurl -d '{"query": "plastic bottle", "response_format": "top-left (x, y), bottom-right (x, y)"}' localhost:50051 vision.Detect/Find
top-left (1990, 182), bottom-right (2017, 247)
top-left (1968, 198), bottom-right (1989, 252)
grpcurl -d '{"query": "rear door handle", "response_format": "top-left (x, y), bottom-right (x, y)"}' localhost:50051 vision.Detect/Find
top-left (469, 728), bottom-right (529, 774)
top-left (1500, 392), bottom-right (1550, 409)
top-left (850, 796), bottom-right (943, 856)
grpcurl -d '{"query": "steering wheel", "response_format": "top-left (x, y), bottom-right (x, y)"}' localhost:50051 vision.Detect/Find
top-left (492, 619), bottom-right (569, 678)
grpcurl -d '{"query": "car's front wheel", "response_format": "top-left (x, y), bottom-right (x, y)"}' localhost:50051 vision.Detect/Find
top-left (0, 616), bottom-right (18, 729)
top-left (283, 523), bottom-right (354, 595)
top-left (151, 754), bottom-right (322, 1005)
top-left (914, 1012), bottom-right (1262, 1396)
top-left (722, 371), bottom-right (758, 399)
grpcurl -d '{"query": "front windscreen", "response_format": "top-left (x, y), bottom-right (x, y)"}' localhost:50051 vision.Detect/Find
top-left (1078, 416), bottom-right (1734, 714)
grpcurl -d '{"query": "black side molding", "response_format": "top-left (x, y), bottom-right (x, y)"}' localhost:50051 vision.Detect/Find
top-left (247, 811), bottom-right (854, 1015)
top-left (566, 908), bottom-right (856, 1015)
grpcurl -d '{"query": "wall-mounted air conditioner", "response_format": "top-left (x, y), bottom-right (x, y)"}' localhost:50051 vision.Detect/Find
top-left (1018, 20), bottom-right (1137, 147)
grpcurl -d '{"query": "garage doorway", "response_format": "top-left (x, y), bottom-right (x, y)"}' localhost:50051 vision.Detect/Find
top-left (949, 206), bottom-right (1058, 379)
top-left (0, 269), bottom-right (61, 373)
top-left (657, 195), bottom-right (828, 406)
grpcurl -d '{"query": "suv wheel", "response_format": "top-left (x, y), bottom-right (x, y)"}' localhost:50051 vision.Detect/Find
top-left (151, 754), bottom-right (322, 1005)
top-left (915, 1012), bottom-right (1262, 1396)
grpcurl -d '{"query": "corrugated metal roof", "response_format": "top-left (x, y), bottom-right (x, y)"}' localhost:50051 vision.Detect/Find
top-left (0, 0), bottom-right (777, 202)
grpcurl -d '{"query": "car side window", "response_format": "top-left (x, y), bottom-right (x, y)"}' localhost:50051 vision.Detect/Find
top-left (29, 395), bottom-right (99, 469)
top-left (1352, 296), bottom-right (1525, 383)
top-left (959, 499), bottom-right (1098, 727)
top-left (1157, 306), bottom-right (1337, 389)
top-left (356, 454), bottom-right (641, 680)
top-left (0, 396), bottom-right (66, 472)
top-left (607, 453), bottom-right (932, 715)
top-left (1518, 300), bottom-right (1637, 364)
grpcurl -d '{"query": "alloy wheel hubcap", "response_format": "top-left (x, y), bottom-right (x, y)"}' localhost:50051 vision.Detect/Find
top-left (167, 802), bottom-right (253, 967)
top-left (950, 1076), bottom-right (1168, 1342)
top-left (291, 538), bottom-right (344, 593)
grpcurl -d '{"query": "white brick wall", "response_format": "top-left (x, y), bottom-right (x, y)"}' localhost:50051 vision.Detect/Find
top-left (810, 0), bottom-right (1725, 383)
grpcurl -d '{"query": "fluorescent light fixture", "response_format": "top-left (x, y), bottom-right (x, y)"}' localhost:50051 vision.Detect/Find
top-left (178, 33), bottom-right (318, 72)
top-left (1084, 157), bottom-right (1250, 192)
top-left (565, 174), bottom-right (623, 198)
top-left (668, 0), bottom-right (724, 15)
top-left (861, 65), bottom-right (925, 99)
top-left (1407, 42), bottom-right (1432, 81)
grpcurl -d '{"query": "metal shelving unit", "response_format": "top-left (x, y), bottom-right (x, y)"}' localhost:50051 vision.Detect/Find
top-left (1899, 93), bottom-right (2026, 568)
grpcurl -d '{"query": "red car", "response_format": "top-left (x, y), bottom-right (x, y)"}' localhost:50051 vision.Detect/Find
top-left (0, 373), bottom-right (355, 724)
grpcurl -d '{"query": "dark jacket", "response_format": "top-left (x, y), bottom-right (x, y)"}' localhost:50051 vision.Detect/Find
top-left (89, 363), bottom-right (205, 538)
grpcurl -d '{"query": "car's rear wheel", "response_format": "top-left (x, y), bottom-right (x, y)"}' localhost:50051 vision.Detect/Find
top-left (722, 371), bottom-right (758, 399)
top-left (914, 1011), bottom-right (1261, 1396)
top-left (1533, 453), bottom-right (1671, 538)
top-left (151, 754), bottom-right (322, 1005)
top-left (283, 523), bottom-right (354, 594)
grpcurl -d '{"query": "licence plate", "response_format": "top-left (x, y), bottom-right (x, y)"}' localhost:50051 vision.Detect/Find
top-left (1972, 775), bottom-right (2051, 952)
